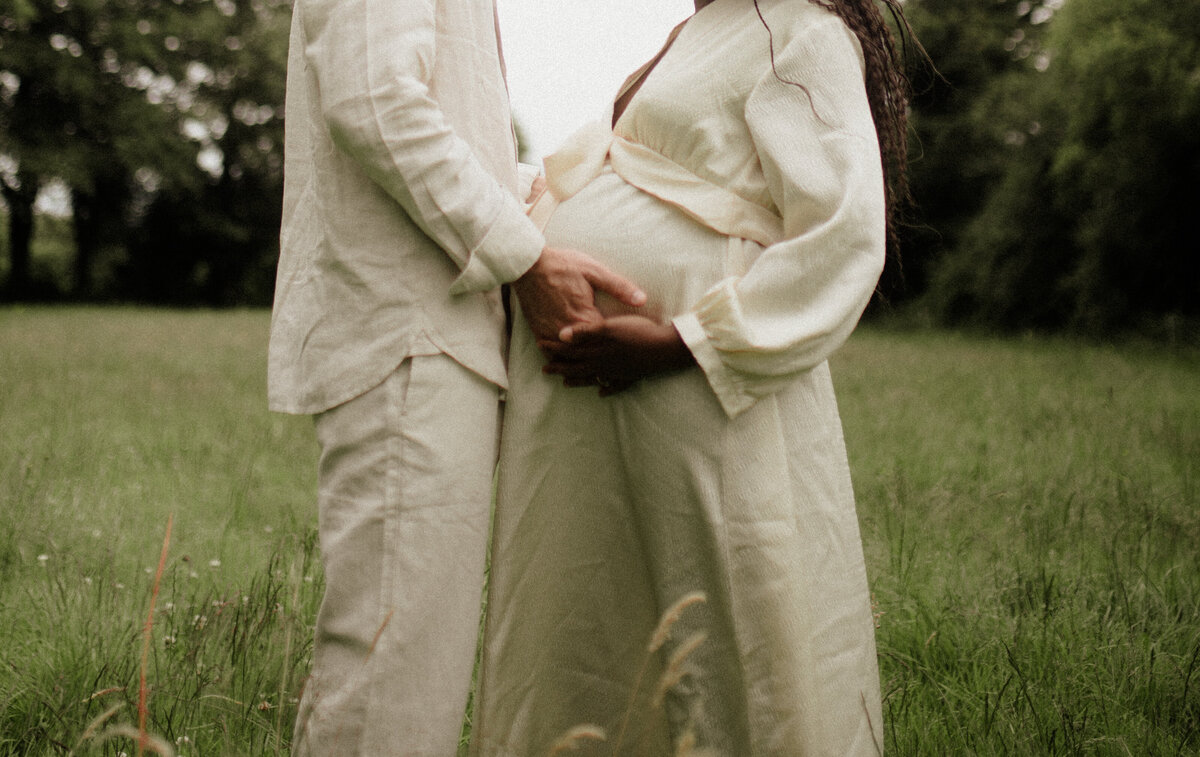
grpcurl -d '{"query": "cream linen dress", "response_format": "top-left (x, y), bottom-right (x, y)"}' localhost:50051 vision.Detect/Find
top-left (473, 1), bottom-right (885, 754)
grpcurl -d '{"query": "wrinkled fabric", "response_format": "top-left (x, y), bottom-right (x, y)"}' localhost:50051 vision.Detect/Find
top-left (537, 122), bottom-right (784, 249)
top-left (294, 356), bottom-right (501, 756)
top-left (473, 1), bottom-right (884, 755)
top-left (544, 0), bottom-right (883, 419)
top-left (269, 0), bottom-right (545, 415)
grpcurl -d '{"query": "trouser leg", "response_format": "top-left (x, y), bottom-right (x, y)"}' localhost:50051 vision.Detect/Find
top-left (293, 355), bottom-right (501, 757)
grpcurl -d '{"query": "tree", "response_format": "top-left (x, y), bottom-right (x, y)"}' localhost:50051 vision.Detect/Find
top-left (1045, 0), bottom-right (1200, 331)
top-left (0, 1), bottom-right (47, 299)
top-left (0, 0), bottom-right (289, 303)
top-left (927, 0), bottom-right (1200, 333)
top-left (0, 166), bottom-right (38, 298)
top-left (0, 0), bottom-right (198, 298)
top-left (887, 0), bottom-right (1056, 304)
top-left (120, 0), bottom-right (289, 305)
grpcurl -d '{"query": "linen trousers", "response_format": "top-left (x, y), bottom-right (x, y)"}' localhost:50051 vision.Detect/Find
top-left (293, 354), bottom-right (501, 756)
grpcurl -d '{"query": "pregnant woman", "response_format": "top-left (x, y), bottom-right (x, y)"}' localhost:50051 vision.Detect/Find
top-left (474, 0), bottom-right (912, 754)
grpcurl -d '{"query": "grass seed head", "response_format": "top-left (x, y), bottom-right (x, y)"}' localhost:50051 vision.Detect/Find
top-left (648, 591), bottom-right (707, 653)
top-left (548, 724), bottom-right (607, 755)
top-left (674, 728), bottom-right (721, 757)
top-left (652, 631), bottom-right (708, 707)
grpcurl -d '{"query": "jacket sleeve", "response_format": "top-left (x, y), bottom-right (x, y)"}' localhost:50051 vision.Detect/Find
top-left (671, 15), bottom-right (886, 418)
top-left (297, 0), bottom-right (543, 293)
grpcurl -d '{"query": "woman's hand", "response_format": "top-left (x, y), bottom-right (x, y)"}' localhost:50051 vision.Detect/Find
top-left (539, 315), bottom-right (696, 396)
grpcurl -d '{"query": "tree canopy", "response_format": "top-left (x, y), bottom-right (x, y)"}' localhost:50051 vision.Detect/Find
top-left (0, 0), bottom-right (288, 304)
top-left (903, 0), bottom-right (1199, 335)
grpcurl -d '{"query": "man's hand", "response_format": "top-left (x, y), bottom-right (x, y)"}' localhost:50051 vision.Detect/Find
top-left (512, 247), bottom-right (647, 342)
top-left (539, 315), bottom-right (695, 396)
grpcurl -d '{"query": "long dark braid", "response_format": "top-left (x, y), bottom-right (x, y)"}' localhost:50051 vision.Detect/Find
top-left (753, 0), bottom-right (916, 260)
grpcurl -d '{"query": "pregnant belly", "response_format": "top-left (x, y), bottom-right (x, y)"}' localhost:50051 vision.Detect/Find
top-left (543, 168), bottom-right (743, 323)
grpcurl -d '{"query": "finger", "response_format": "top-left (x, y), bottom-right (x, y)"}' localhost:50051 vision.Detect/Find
top-left (541, 331), bottom-right (605, 355)
top-left (527, 175), bottom-right (547, 202)
top-left (525, 320), bottom-right (560, 342)
top-left (559, 320), bottom-right (607, 344)
top-left (537, 338), bottom-right (570, 357)
top-left (582, 264), bottom-right (647, 308)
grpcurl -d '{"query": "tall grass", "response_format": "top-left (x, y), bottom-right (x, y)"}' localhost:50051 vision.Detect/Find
top-left (837, 330), bottom-right (1200, 755)
top-left (0, 308), bottom-right (1196, 755)
top-left (0, 307), bottom-right (320, 755)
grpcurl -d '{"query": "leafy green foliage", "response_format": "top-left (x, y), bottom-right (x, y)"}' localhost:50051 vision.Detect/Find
top-left (0, 0), bottom-right (289, 303)
top-left (904, 0), bottom-right (1200, 335)
top-left (1045, 0), bottom-right (1200, 330)
top-left (888, 0), bottom-right (1052, 300)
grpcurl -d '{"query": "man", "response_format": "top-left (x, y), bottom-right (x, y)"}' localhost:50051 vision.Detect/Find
top-left (268, 1), bottom-right (645, 754)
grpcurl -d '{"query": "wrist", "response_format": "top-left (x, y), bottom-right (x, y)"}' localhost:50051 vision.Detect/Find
top-left (660, 323), bottom-right (696, 372)
top-left (513, 247), bottom-right (547, 286)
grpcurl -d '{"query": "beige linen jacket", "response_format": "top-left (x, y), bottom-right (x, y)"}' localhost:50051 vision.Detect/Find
top-left (268, 0), bottom-right (545, 414)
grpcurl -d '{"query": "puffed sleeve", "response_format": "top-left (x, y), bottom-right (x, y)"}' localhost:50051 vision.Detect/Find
top-left (298, 0), bottom-right (543, 293)
top-left (671, 15), bottom-right (886, 418)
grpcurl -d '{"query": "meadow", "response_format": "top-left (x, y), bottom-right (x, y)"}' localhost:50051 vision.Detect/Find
top-left (0, 307), bottom-right (1196, 756)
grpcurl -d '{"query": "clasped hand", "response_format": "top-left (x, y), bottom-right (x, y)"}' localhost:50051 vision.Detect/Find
top-left (540, 316), bottom-right (694, 396)
top-left (511, 246), bottom-right (693, 396)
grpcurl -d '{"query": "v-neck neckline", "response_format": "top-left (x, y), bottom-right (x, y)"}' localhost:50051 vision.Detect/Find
top-left (610, 0), bottom-right (721, 128)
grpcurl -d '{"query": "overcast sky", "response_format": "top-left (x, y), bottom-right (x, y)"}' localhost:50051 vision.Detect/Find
top-left (497, 0), bottom-right (695, 161)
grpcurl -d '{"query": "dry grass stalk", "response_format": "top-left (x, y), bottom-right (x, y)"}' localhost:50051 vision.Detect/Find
top-left (611, 592), bottom-right (708, 755)
top-left (647, 592), bottom-right (707, 653)
top-left (368, 608), bottom-right (395, 656)
top-left (651, 631), bottom-right (707, 708)
top-left (68, 703), bottom-right (124, 755)
top-left (82, 687), bottom-right (126, 703)
top-left (547, 724), bottom-right (607, 755)
top-left (675, 728), bottom-right (697, 756)
top-left (137, 513), bottom-right (173, 757)
top-left (671, 728), bottom-right (719, 757)
top-left (95, 725), bottom-right (176, 756)
top-left (863, 692), bottom-right (883, 757)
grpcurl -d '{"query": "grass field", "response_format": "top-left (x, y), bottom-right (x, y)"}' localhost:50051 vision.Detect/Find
top-left (1, 307), bottom-right (1196, 756)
